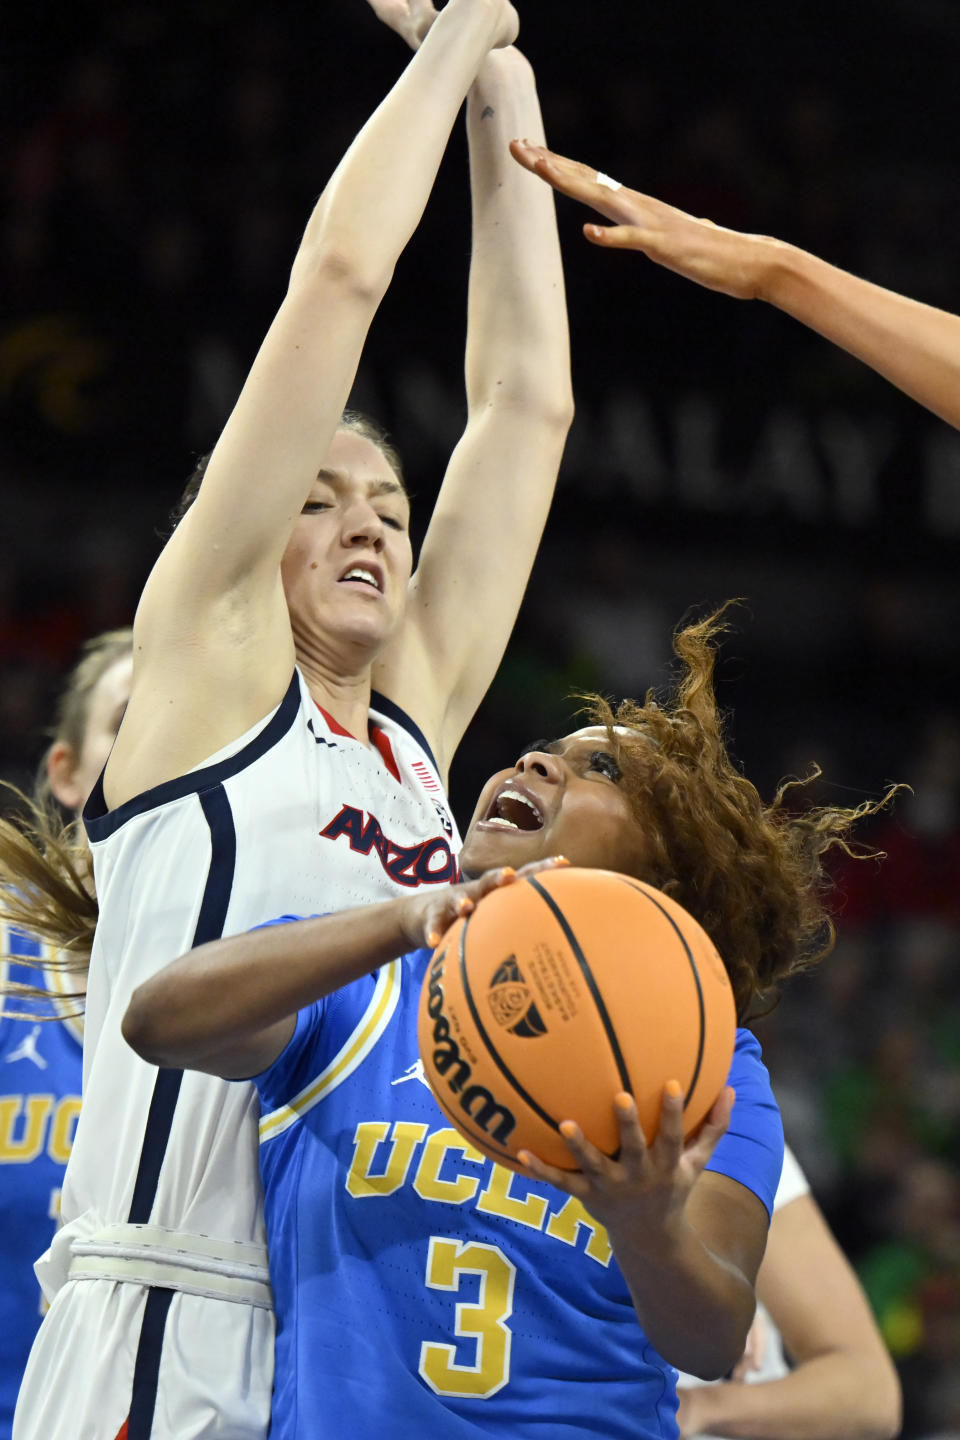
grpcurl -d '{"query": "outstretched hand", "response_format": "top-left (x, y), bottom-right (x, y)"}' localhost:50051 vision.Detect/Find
top-left (401, 856), bottom-right (569, 951)
top-left (365, 0), bottom-right (438, 50)
top-left (367, 0), bottom-right (518, 53)
top-left (509, 140), bottom-right (774, 301)
top-left (518, 1082), bottom-right (736, 1239)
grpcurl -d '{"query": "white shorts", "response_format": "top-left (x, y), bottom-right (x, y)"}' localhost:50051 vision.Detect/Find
top-left (13, 1278), bottom-right (273, 1440)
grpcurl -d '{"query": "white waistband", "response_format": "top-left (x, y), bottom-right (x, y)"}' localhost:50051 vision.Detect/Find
top-left (67, 1222), bottom-right (273, 1310)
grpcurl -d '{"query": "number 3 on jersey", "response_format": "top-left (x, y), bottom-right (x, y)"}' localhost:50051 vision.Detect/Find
top-left (418, 1237), bottom-right (516, 1398)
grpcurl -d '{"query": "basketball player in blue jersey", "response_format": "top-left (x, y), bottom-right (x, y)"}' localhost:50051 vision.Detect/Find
top-left (0, 631), bottom-right (132, 1440)
top-left (11, 4), bottom-right (577, 1438)
top-left (125, 610), bottom-right (890, 1440)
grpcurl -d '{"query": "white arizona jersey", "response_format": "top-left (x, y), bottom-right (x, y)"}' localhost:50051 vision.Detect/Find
top-left (14, 672), bottom-right (459, 1440)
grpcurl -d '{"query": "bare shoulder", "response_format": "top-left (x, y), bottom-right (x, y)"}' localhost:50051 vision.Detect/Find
top-left (103, 576), bottom-right (297, 809)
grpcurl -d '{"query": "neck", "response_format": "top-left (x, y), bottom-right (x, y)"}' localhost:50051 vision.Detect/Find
top-left (296, 655), bottom-right (375, 743)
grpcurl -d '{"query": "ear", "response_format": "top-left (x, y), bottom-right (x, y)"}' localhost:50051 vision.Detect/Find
top-left (46, 741), bottom-right (83, 812)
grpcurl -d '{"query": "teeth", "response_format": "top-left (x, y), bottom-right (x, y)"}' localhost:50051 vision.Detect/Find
top-left (499, 789), bottom-right (542, 822)
top-left (342, 568), bottom-right (379, 589)
top-left (486, 816), bottom-right (520, 830)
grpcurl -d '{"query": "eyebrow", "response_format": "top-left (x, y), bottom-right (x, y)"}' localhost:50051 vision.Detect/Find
top-left (315, 467), bottom-right (407, 500)
top-left (519, 738), bottom-right (562, 757)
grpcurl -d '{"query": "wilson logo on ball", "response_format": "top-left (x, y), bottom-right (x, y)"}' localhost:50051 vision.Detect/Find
top-left (417, 868), bottom-right (737, 1174)
top-left (487, 958), bottom-right (547, 1038)
top-left (424, 949), bottom-right (518, 1146)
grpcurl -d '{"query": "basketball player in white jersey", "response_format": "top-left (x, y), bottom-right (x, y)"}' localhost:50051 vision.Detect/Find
top-left (677, 1145), bottom-right (901, 1440)
top-left (14, 4), bottom-right (575, 1438)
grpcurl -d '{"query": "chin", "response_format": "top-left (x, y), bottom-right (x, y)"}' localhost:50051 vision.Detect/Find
top-left (459, 833), bottom-right (545, 879)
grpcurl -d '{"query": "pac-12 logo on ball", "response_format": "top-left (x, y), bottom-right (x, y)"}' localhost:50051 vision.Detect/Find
top-left (486, 957), bottom-right (547, 1038)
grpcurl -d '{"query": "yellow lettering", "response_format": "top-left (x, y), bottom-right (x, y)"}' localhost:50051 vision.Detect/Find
top-left (48, 1096), bottom-right (81, 1164)
top-left (545, 1195), bottom-right (613, 1267)
top-left (346, 1120), bottom-right (428, 1198)
top-left (419, 1238), bottom-right (515, 1398)
top-left (476, 1163), bottom-right (549, 1231)
top-left (0, 1096), bottom-right (53, 1163)
top-left (413, 1128), bottom-right (483, 1205)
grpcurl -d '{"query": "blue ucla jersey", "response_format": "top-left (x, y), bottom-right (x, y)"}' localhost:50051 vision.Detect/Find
top-left (254, 940), bottom-right (783, 1440)
top-left (0, 922), bottom-right (82, 1440)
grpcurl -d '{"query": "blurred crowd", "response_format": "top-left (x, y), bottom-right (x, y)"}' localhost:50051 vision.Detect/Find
top-left (2, 1), bottom-right (958, 1433)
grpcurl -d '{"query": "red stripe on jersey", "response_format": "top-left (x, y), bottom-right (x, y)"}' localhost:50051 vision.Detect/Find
top-left (315, 702), bottom-right (403, 785)
top-left (315, 704), bottom-right (355, 740)
top-left (411, 760), bottom-right (440, 793)
top-left (113, 1422), bottom-right (129, 1440)
top-left (370, 726), bottom-right (402, 785)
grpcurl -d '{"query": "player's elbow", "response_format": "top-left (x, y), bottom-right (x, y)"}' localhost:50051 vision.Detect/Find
top-left (856, 1355), bottom-right (903, 1440)
top-left (664, 1314), bottom-right (755, 1383)
top-left (471, 376), bottom-right (575, 432)
top-left (290, 239), bottom-right (393, 309)
top-left (122, 982), bottom-right (176, 1068)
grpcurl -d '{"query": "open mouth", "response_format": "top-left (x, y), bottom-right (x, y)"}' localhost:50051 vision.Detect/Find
top-left (339, 565), bottom-right (383, 593)
top-left (482, 787), bottom-right (544, 833)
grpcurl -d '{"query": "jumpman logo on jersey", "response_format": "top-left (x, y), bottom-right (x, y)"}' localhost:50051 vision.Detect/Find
top-left (391, 1058), bottom-right (430, 1090)
top-left (4, 1025), bottom-right (48, 1069)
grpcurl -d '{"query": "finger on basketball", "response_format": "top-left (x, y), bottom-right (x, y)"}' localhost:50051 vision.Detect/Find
top-left (516, 1146), bottom-right (591, 1199)
top-left (460, 867), bottom-right (517, 909)
top-left (515, 855), bottom-right (569, 881)
top-left (685, 1085), bottom-right (735, 1167)
top-left (651, 1079), bottom-right (686, 1160)
top-left (613, 1092), bottom-right (648, 1159)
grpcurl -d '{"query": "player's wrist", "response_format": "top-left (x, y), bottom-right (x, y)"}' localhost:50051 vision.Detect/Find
top-left (472, 44), bottom-right (530, 88)
top-left (443, 0), bottom-right (516, 50)
top-left (753, 235), bottom-right (805, 308)
top-left (678, 1382), bottom-right (727, 1436)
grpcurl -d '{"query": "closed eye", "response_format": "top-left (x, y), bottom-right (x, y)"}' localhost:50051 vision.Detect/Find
top-left (301, 500), bottom-right (331, 514)
top-left (587, 750), bottom-right (622, 782)
top-left (379, 514), bottom-right (406, 531)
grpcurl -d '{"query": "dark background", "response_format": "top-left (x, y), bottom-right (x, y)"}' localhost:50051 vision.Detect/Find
top-left (2, 2), bottom-right (958, 1431)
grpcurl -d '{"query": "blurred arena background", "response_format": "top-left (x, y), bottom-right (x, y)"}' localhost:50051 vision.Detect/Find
top-left (2, 2), bottom-right (958, 1431)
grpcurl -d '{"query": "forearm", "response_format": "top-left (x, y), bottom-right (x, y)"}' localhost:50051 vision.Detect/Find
top-left (681, 1352), bottom-right (902, 1440)
top-left (760, 239), bottom-right (960, 429)
top-left (292, 0), bottom-right (505, 297)
top-left (122, 901), bottom-right (412, 1070)
top-left (612, 1218), bottom-right (757, 1379)
top-left (463, 49), bottom-right (572, 417)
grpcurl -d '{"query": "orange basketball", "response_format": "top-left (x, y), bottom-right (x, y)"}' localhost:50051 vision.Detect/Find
top-left (416, 867), bottom-right (736, 1172)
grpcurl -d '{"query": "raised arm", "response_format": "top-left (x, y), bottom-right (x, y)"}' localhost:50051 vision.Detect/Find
top-left (108, 0), bottom-right (518, 803)
top-left (510, 141), bottom-right (960, 432)
top-left (676, 1191), bottom-right (902, 1440)
top-left (373, 48), bottom-right (574, 778)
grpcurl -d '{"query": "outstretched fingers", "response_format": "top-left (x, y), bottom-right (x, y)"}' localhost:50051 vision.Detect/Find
top-left (510, 141), bottom-right (767, 299)
top-left (509, 140), bottom-right (639, 223)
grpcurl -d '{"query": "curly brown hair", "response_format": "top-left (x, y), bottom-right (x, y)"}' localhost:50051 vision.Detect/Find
top-left (580, 605), bottom-right (897, 1021)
